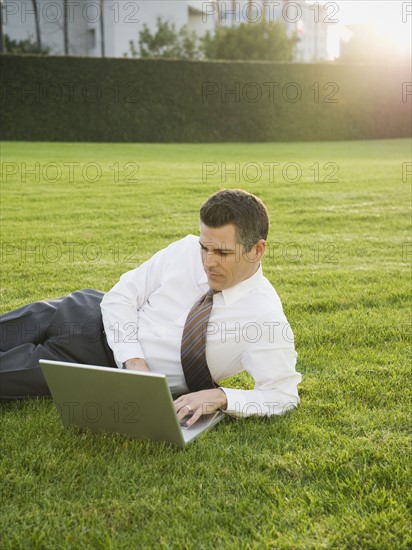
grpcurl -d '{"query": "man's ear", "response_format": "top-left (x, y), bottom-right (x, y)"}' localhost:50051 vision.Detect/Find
top-left (255, 239), bottom-right (266, 260)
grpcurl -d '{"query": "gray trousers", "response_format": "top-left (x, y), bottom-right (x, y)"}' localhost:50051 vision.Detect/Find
top-left (0, 289), bottom-right (116, 401)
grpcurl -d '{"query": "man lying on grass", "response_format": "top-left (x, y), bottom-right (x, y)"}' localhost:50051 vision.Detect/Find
top-left (0, 189), bottom-right (301, 426)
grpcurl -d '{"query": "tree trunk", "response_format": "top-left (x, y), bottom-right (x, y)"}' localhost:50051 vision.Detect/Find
top-left (100, 0), bottom-right (105, 56)
top-left (63, 0), bottom-right (69, 55)
top-left (0, 0), bottom-right (6, 53)
top-left (31, 0), bottom-right (42, 51)
top-left (248, 0), bottom-right (253, 21)
top-left (215, 0), bottom-right (221, 27)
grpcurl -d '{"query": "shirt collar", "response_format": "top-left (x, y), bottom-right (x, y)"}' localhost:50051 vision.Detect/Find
top-left (197, 265), bottom-right (263, 305)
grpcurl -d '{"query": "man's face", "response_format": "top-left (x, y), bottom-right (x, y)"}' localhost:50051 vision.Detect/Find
top-left (199, 223), bottom-right (266, 291)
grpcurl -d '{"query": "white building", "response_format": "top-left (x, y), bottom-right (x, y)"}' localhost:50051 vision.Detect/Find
top-left (2, 0), bottom-right (214, 57)
top-left (2, 0), bottom-right (330, 61)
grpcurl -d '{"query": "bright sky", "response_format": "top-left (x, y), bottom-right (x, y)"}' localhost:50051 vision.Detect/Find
top-left (319, 0), bottom-right (411, 59)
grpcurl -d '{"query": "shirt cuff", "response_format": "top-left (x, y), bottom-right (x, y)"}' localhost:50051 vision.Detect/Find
top-left (219, 387), bottom-right (299, 417)
top-left (218, 387), bottom-right (243, 416)
top-left (111, 344), bottom-right (146, 369)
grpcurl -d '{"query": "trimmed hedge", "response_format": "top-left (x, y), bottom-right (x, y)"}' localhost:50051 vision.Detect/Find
top-left (0, 55), bottom-right (411, 142)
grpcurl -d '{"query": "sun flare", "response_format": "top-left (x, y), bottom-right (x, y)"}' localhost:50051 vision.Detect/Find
top-left (325, 0), bottom-right (411, 59)
top-left (383, 21), bottom-right (411, 54)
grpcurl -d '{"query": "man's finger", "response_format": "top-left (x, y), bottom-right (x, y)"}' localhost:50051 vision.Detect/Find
top-left (176, 403), bottom-right (193, 421)
top-left (185, 408), bottom-right (202, 427)
top-left (173, 394), bottom-right (193, 410)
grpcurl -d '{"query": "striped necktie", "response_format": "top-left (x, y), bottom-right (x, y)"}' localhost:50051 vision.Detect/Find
top-left (181, 288), bottom-right (217, 392)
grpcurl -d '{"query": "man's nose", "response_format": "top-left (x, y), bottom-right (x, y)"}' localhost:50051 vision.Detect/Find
top-left (203, 251), bottom-right (217, 267)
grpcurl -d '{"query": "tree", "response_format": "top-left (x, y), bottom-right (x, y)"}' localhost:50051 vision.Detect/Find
top-left (202, 20), bottom-right (296, 62)
top-left (30, 0), bottom-right (42, 51)
top-left (128, 16), bottom-right (296, 63)
top-left (5, 35), bottom-right (49, 54)
top-left (129, 17), bottom-right (200, 60)
top-left (63, 0), bottom-right (69, 55)
top-left (0, 0), bottom-right (6, 53)
top-left (100, 0), bottom-right (105, 57)
top-left (247, 0), bottom-right (253, 20)
top-left (215, 0), bottom-right (222, 27)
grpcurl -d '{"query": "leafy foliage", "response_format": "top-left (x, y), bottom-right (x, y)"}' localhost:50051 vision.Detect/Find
top-left (129, 17), bottom-right (296, 62)
top-left (5, 35), bottom-right (49, 55)
top-left (129, 17), bottom-right (200, 60)
top-left (202, 20), bottom-right (296, 61)
top-left (2, 55), bottom-right (410, 143)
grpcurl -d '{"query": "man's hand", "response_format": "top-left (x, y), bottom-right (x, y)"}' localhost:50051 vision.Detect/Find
top-left (174, 388), bottom-right (227, 427)
top-left (123, 358), bottom-right (150, 372)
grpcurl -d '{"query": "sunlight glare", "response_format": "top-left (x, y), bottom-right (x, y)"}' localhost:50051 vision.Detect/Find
top-left (323, 0), bottom-right (411, 59)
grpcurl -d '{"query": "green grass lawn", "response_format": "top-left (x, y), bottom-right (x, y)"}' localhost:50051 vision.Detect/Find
top-left (1, 139), bottom-right (410, 549)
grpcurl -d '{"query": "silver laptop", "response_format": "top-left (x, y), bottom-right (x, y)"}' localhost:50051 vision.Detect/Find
top-left (39, 360), bottom-right (224, 449)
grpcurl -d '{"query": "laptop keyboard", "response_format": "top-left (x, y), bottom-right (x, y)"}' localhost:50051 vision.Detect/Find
top-left (179, 413), bottom-right (194, 429)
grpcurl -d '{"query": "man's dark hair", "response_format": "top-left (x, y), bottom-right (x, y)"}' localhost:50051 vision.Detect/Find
top-left (200, 189), bottom-right (269, 252)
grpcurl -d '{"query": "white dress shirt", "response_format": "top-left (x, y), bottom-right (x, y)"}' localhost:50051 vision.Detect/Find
top-left (101, 235), bottom-right (301, 417)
